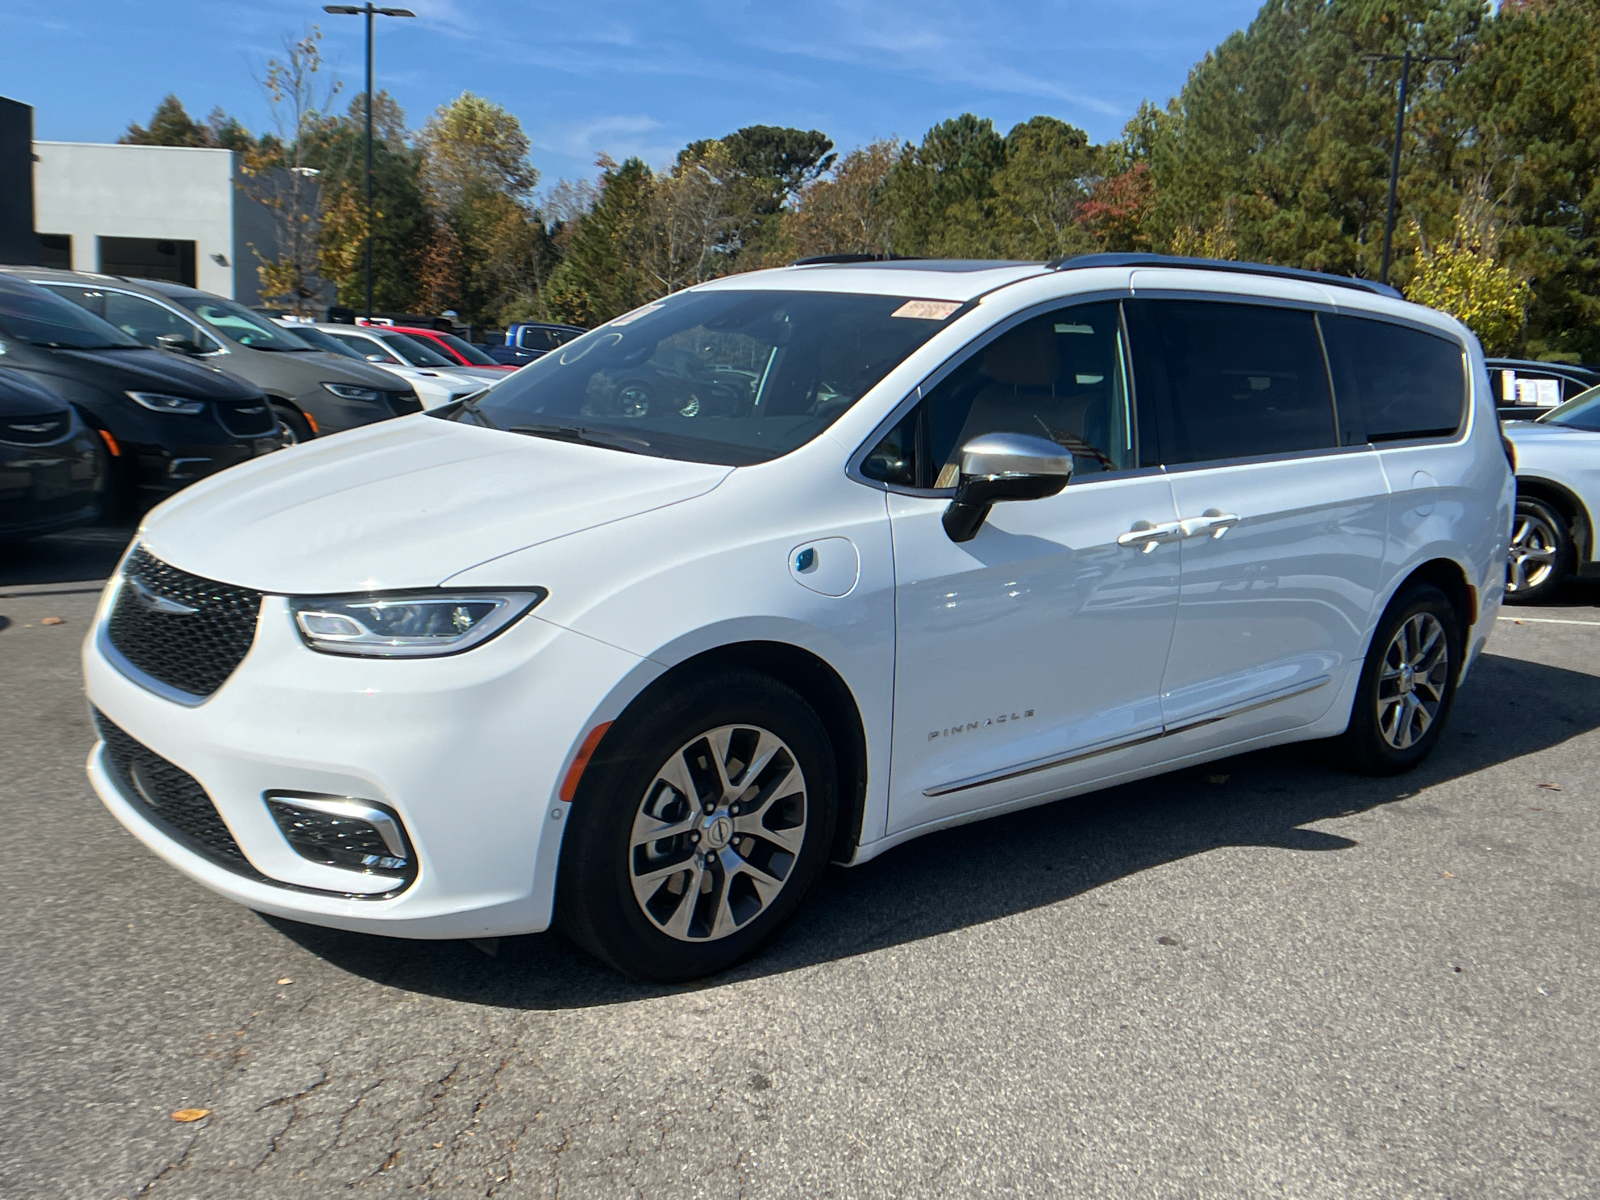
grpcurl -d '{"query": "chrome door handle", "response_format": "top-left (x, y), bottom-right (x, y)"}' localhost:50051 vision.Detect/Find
top-left (1117, 520), bottom-right (1182, 553)
top-left (1179, 509), bottom-right (1240, 540)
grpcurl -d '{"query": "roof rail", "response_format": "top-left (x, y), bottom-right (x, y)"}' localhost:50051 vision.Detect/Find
top-left (789, 253), bottom-right (922, 266)
top-left (1045, 252), bottom-right (1402, 299)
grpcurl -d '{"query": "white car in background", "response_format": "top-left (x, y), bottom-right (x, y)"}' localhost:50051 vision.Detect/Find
top-left (275, 322), bottom-right (489, 409)
top-left (316, 323), bottom-right (506, 388)
top-left (1501, 385), bottom-right (1600, 602)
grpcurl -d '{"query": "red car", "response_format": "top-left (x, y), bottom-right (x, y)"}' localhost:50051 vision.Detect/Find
top-left (375, 324), bottom-right (518, 374)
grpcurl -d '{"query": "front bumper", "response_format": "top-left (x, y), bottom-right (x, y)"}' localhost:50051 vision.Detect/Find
top-left (83, 588), bottom-right (649, 938)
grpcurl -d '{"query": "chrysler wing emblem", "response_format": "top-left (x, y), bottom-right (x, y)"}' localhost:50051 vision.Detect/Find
top-left (129, 575), bottom-right (199, 615)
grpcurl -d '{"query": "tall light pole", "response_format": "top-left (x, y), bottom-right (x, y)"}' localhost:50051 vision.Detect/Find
top-left (1364, 49), bottom-right (1456, 287)
top-left (323, 4), bottom-right (414, 319)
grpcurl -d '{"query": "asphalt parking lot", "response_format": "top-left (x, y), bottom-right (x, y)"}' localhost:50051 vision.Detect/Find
top-left (3, 528), bottom-right (1597, 1199)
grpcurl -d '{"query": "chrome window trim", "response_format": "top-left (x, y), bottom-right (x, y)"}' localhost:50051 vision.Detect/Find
top-left (846, 286), bottom-right (1137, 494)
top-left (1160, 441), bottom-right (1380, 475)
top-left (38, 280), bottom-right (230, 358)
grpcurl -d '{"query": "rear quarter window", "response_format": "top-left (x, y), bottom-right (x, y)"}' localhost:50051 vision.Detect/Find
top-left (1322, 315), bottom-right (1465, 442)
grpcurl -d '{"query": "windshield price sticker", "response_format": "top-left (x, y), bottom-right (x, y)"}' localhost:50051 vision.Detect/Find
top-left (892, 299), bottom-right (962, 321)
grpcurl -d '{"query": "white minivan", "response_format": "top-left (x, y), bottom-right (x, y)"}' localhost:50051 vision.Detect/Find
top-left (82, 255), bottom-right (1513, 980)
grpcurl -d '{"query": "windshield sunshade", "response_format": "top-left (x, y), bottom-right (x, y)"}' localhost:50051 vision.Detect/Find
top-left (185, 298), bottom-right (315, 351)
top-left (436, 290), bottom-right (955, 465)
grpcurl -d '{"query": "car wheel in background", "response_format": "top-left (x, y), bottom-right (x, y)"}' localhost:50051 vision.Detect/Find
top-left (556, 669), bottom-right (837, 982)
top-left (1504, 496), bottom-right (1570, 605)
top-left (271, 403), bottom-right (313, 445)
top-left (1337, 583), bottom-right (1463, 776)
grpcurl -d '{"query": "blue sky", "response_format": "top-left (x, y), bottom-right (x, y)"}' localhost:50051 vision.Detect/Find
top-left (4, 0), bottom-right (1262, 191)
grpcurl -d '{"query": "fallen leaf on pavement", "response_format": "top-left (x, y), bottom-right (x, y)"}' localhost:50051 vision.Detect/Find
top-left (1441, 871), bottom-right (1455, 878)
top-left (277, 978), bottom-right (293, 985)
top-left (40, 616), bottom-right (64, 626)
top-left (171, 1108), bottom-right (210, 1122)
top-left (1538, 782), bottom-right (1562, 791)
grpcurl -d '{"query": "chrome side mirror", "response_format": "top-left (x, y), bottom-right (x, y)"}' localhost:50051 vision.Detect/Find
top-left (942, 432), bottom-right (1073, 543)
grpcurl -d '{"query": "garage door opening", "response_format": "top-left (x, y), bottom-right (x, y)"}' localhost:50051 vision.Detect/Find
top-left (37, 234), bottom-right (72, 269)
top-left (97, 236), bottom-right (196, 286)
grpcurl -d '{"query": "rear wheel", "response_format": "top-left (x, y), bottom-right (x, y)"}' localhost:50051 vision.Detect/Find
top-left (556, 669), bottom-right (837, 981)
top-left (1337, 583), bottom-right (1463, 776)
top-left (1504, 496), bottom-right (1570, 605)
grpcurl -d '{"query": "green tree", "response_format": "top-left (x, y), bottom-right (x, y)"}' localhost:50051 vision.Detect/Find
top-left (415, 93), bottom-right (554, 323)
top-left (545, 156), bottom-right (656, 326)
top-left (884, 114), bottom-right (1006, 255)
top-left (120, 95), bottom-right (253, 150)
top-left (302, 92), bottom-right (433, 312)
top-left (986, 116), bottom-right (1103, 259)
top-left (1407, 216), bottom-right (1531, 353)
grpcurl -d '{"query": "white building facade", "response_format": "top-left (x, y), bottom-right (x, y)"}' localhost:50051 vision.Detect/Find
top-left (32, 141), bottom-right (279, 304)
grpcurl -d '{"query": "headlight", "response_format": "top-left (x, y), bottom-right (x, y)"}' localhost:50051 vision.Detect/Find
top-left (127, 390), bottom-right (206, 415)
top-left (289, 590), bottom-right (547, 657)
top-left (322, 382), bottom-right (385, 402)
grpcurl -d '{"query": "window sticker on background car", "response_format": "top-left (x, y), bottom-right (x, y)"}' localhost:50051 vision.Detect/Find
top-left (892, 299), bottom-right (961, 320)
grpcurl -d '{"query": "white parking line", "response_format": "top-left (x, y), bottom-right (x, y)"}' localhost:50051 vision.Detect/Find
top-left (1497, 616), bottom-right (1600, 626)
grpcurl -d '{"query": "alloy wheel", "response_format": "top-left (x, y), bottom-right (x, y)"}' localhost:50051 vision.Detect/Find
top-left (1376, 612), bottom-right (1451, 749)
top-left (628, 724), bottom-right (807, 942)
top-left (1506, 511), bottom-right (1558, 594)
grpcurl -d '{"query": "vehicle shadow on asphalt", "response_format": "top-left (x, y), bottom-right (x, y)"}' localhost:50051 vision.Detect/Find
top-left (0, 526), bottom-right (133, 589)
top-left (267, 645), bottom-right (1600, 1008)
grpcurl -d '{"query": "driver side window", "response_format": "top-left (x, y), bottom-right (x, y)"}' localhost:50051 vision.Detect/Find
top-left (103, 291), bottom-right (220, 353)
top-left (862, 301), bottom-right (1136, 489)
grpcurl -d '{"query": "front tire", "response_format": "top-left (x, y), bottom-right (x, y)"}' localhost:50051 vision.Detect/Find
top-left (556, 669), bottom-right (837, 981)
top-left (1337, 583), bottom-right (1463, 776)
top-left (271, 403), bottom-right (313, 444)
top-left (1504, 496), bottom-right (1570, 605)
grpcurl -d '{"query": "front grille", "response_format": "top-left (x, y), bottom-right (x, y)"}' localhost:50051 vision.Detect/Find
top-left (0, 412), bottom-right (73, 445)
top-left (388, 390), bottom-right (423, 416)
top-left (107, 546), bottom-right (262, 700)
top-left (93, 709), bottom-right (265, 880)
top-left (217, 402), bottom-right (277, 437)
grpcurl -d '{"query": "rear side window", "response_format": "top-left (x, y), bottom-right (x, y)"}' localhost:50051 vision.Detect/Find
top-left (1323, 315), bottom-right (1465, 442)
top-left (1131, 300), bottom-right (1337, 465)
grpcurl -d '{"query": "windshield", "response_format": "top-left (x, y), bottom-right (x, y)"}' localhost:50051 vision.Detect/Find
top-left (378, 331), bottom-right (457, 368)
top-left (285, 325), bottom-right (366, 360)
top-left (182, 297), bottom-right (316, 351)
top-left (0, 275), bottom-right (143, 349)
top-left (428, 330), bottom-right (499, 365)
top-left (1538, 385), bottom-right (1600, 431)
top-left (436, 289), bottom-right (957, 465)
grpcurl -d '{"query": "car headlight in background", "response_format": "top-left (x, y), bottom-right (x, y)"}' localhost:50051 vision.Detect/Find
top-left (126, 391), bottom-right (206, 415)
top-left (321, 382), bottom-right (385, 402)
top-left (289, 590), bottom-right (547, 657)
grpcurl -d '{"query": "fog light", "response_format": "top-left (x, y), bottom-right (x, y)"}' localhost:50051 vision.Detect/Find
top-left (264, 792), bottom-right (413, 878)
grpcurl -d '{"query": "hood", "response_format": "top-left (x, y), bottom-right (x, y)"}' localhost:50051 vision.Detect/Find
top-left (1503, 420), bottom-right (1587, 444)
top-left (223, 347), bottom-right (409, 393)
top-left (51, 347), bottom-right (262, 400)
top-left (140, 414), bottom-right (733, 593)
top-left (0, 366), bottom-right (70, 416)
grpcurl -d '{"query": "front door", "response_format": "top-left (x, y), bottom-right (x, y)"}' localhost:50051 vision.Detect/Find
top-left (864, 300), bottom-right (1183, 836)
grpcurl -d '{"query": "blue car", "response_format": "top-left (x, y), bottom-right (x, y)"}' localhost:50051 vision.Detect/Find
top-left (482, 321), bottom-right (586, 366)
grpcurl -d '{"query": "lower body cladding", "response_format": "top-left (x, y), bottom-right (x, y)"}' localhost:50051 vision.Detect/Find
top-left (82, 596), bottom-right (652, 939)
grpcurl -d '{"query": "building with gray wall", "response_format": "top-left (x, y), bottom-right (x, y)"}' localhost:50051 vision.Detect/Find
top-left (32, 141), bottom-right (280, 304)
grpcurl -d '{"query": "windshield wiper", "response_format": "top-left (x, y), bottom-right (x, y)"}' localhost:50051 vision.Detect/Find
top-left (509, 423), bottom-right (662, 456)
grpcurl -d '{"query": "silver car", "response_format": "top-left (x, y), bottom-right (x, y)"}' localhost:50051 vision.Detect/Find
top-left (2, 267), bottom-right (421, 443)
top-left (1502, 385), bottom-right (1600, 602)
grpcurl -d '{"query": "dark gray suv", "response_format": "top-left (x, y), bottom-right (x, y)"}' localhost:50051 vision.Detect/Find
top-left (2, 268), bottom-right (421, 442)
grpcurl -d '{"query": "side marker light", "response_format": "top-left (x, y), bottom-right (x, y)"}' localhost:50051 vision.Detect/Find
top-left (559, 722), bottom-right (613, 803)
